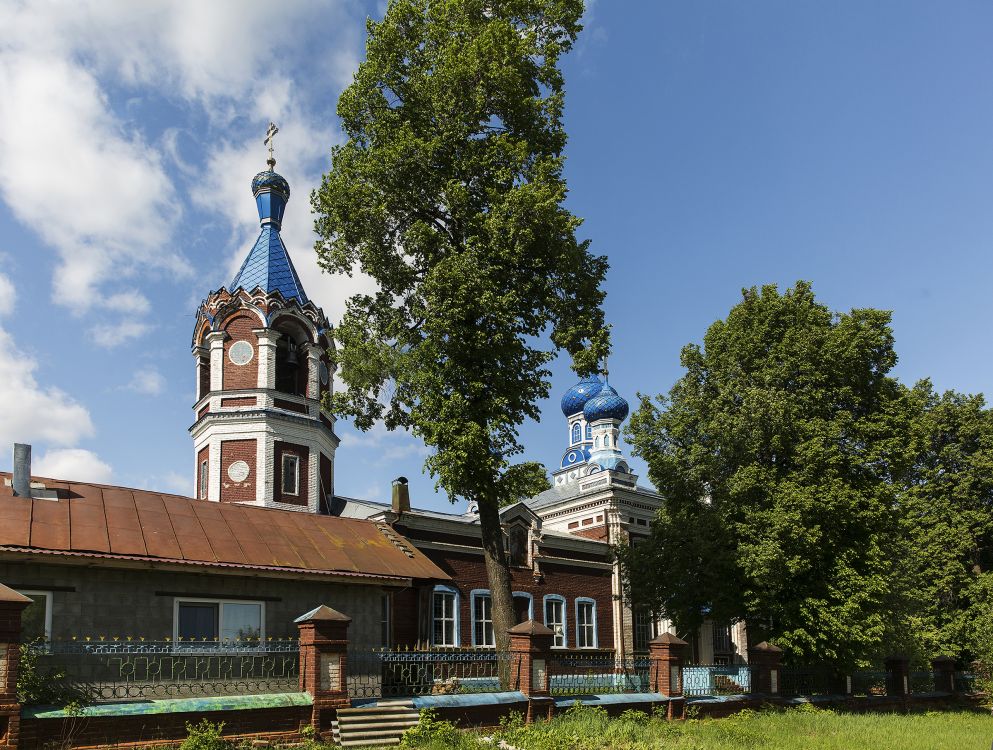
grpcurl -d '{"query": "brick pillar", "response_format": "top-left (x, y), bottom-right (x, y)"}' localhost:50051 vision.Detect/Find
top-left (0, 584), bottom-right (31, 750)
top-left (508, 620), bottom-right (554, 723)
top-left (747, 641), bottom-right (783, 695)
top-left (931, 656), bottom-right (955, 694)
top-left (884, 655), bottom-right (910, 697)
top-left (296, 605), bottom-right (351, 739)
top-left (649, 632), bottom-right (688, 719)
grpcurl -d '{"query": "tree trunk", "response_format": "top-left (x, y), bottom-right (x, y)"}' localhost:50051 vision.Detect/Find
top-left (478, 494), bottom-right (515, 660)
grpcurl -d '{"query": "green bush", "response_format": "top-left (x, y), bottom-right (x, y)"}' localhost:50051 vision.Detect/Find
top-left (180, 719), bottom-right (228, 750)
top-left (400, 709), bottom-right (484, 749)
top-left (16, 641), bottom-right (90, 708)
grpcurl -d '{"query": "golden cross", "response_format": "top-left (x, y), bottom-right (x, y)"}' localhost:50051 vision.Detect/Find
top-left (264, 122), bottom-right (279, 167)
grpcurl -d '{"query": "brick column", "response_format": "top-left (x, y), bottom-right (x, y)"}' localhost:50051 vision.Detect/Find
top-left (508, 620), bottom-right (554, 723)
top-left (296, 605), bottom-right (351, 739)
top-left (0, 584), bottom-right (31, 750)
top-left (931, 656), bottom-right (955, 694)
top-left (884, 655), bottom-right (910, 697)
top-left (649, 632), bottom-right (688, 719)
top-left (747, 641), bottom-right (783, 695)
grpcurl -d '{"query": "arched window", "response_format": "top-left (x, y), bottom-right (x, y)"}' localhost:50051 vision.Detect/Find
top-left (570, 423), bottom-right (581, 445)
top-left (604, 435), bottom-right (610, 447)
top-left (585, 424), bottom-right (592, 440)
top-left (594, 436), bottom-right (600, 448)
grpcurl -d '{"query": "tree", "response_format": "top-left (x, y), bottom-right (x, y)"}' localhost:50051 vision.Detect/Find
top-left (312, 0), bottom-right (608, 653)
top-left (618, 282), bottom-right (910, 667)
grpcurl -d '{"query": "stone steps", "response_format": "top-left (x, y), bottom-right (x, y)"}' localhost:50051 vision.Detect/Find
top-left (333, 700), bottom-right (420, 748)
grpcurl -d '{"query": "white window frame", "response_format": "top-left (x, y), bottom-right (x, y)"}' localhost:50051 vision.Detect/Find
top-left (431, 585), bottom-right (459, 647)
top-left (470, 589), bottom-right (495, 648)
top-left (199, 459), bottom-right (209, 499)
top-left (575, 597), bottom-right (598, 649)
top-left (543, 594), bottom-right (567, 649)
top-left (16, 589), bottom-right (53, 642)
top-left (281, 453), bottom-right (300, 496)
top-left (172, 597), bottom-right (266, 643)
top-left (512, 591), bottom-right (534, 622)
top-left (570, 422), bottom-right (581, 445)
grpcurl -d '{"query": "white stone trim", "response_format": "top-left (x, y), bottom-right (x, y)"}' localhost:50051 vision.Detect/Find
top-left (205, 331), bottom-right (227, 392)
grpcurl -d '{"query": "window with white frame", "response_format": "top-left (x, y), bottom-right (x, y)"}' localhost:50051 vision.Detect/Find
top-left (633, 608), bottom-right (653, 652)
top-left (174, 598), bottom-right (264, 642)
top-left (432, 587), bottom-right (458, 646)
top-left (543, 595), bottom-right (567, 648)
top-left (576, 598), bottom-right (597, 648)
top-left (380, 594), bottom-right (391, 647)
top-left (570, 423), bottom-right (581, 444)
top-left (281, 454), bottom-right (299, 495)
top-left (472, 590), bottom-right (494, 647)
top-left (16, 590), bottom-right (52, 642)
top-left (199, 459), bottom-right (209, 499)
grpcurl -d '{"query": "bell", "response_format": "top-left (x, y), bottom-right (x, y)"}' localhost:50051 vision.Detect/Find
top-left (287, 346), bottom-right (299, 366)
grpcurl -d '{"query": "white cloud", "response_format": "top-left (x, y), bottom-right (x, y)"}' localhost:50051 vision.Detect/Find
top-left (0, 273), bottom-right (14, 317)
top-left (159, 471), bottom-right (191, 496)
top-left (89, 320), bottom-right (152, 349)
top-left (34, 449), bottom-right (113, 484)
top-left (126, 367), bottom-right (166, 396)
top-left (0, 329), bottom-right (94, 448)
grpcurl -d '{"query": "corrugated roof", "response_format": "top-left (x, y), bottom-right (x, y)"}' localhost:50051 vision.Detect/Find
top-left (230, 225), bottom-right (309, 303)
top-left (0, 474), bottom-right (448, 584)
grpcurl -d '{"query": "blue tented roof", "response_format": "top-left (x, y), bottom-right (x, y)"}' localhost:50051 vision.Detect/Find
top-left (230, 225), bottom-right (309, 304)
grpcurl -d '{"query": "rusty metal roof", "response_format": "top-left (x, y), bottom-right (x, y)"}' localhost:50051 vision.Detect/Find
top-left (0, 474), bottom-right (449, 584)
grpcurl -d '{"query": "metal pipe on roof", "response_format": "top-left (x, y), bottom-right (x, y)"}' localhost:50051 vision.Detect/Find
top-left (12, 443), bottom-right (31, 497)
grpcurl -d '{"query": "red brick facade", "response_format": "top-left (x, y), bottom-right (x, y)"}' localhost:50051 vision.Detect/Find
top-left (222, 314), bottom-right (259, 390)
top-left (572, 524), bottom-right (609, 542)
top-left (274, 441), bottom-right (309, 507)
top-left (221, 396), bottom-right (257, 408)
top-left (220, 439), bottom-right (256, 503)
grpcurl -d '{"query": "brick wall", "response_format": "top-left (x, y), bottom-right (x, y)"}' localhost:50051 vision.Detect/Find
top-left (221, 396), bottom-right (257, 408)
top-left (572, 525), bottom-right (609, 542)
top-left (220, 439), bottom-right (256, 504)
top-left (274, 442), bottom-right (309, 507)
top-left (222, 315), bottom-right (259, 390)
top-left (410, 550), bottom-right (614, 651)
top-left (0, 562), bottom-right (385, 648)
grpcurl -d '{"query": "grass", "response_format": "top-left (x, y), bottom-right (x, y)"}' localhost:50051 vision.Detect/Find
top-left (398, 704), bottom-right (993, 750)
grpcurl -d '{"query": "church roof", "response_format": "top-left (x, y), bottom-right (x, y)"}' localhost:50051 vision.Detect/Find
top-left (230, 225), bottom-right (309, 304)
top-left (0, 473), bottom-right (448, 585)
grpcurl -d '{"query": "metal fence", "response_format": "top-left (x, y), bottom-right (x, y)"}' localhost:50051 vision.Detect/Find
top-left (954, 671), bottom-right (977, 694)
top-left (777, 666), bottom-right (838, 696)
top-left (346, 649), bottom-right (513, 699)
top-left (909, 671), bottom-right (939, 694)
top-left (32, 640), bottom-right (299, 703)
top-left (850, 670), bottom-right (888, 696)
top-left (546, 653), bottom-right (651, 696)
top-left (682, 664), bottom-right (753, 696)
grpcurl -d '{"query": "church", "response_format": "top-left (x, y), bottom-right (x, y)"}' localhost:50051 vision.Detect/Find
top-left (0, 143), bottom-right (746, 665)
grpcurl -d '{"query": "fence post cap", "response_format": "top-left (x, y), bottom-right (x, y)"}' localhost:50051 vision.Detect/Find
top-left (649, 632), bottom-right (688, 647)
top-left (0, 582), bottom-right (31, 604)
top-left (508, 619), bottom-right (554, 637)
top-left (294, 605), bottom-right (352, 624)
top-left (750, 641), bottom-right (783, 653)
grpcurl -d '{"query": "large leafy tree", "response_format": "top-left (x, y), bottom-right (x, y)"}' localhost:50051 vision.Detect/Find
top-left (618, 282), bottom-right (910, 667)
top-left (313, 0), bottom-right (608, 651)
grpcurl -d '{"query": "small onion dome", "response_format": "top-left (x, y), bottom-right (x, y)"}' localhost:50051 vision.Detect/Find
top-left (252, 170), bottom-right (290, 199)
top-left (560, 375), bottom-right (603, 416)
top-left (583, 383), bottom-right (629, 423)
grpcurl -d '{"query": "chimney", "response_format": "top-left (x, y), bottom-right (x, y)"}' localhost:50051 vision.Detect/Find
top-left (392, 476), bottom-right (410, 514)
top-left (12, 443), bottom-right (31, 498)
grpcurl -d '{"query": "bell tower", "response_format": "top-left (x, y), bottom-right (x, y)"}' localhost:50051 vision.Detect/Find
top-left (190, 124), bottom-right (338, 513)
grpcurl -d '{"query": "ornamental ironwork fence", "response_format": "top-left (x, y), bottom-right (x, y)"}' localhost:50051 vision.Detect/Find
top-left (545, 653), bottom-right (651, 695)
top-left (681, 664), bottom-right (753, 697)
top-left (30, 639), bottom-right (300, 703)
top-left (777, 666), bottom-right (838, 696)
top-left (346, 649), bottom-right (513, 699)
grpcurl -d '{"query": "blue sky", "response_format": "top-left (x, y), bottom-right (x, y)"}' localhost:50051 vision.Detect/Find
top-left (1, 1), bottom-right (991, 513)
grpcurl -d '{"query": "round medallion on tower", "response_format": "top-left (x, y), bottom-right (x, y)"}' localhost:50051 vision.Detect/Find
top-left (583, 383), bottom-right (629, 423)
top-left (560, 375), bottom-right (603, 416)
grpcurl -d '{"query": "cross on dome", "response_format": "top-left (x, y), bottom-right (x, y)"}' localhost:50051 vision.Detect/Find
top-left (264, 122), bottom-right (279, 169)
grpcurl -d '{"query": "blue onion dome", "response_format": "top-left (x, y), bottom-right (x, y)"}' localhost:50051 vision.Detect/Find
top-left (252, 170), bottom-right (290, 198)
top-left (583, 383), bottom-right (629, 423)
top-left (560, 375), bottom-right (603, 416)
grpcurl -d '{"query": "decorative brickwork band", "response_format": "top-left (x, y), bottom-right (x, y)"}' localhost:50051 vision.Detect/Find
top-left (746, 641), bottom-right (783, 695)
top-left (884, 655), bottom-right (910, 697)
top-left (931, 656), bottom-right (955, 694)
top-left (0, 583), bottom-right (31, 750)
top-left (508, 620), bottom-right (554, 723)
top-left (295, 605), bottom-right (351, 738)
